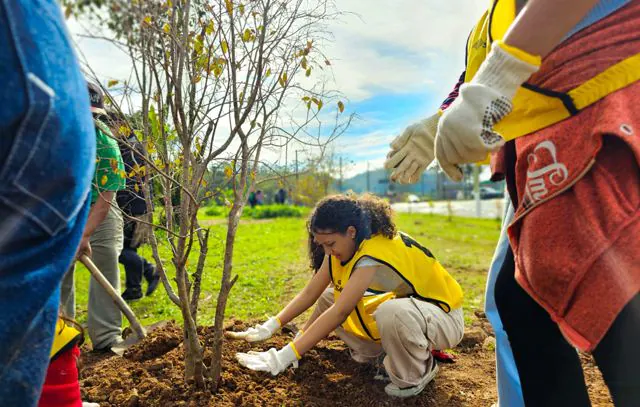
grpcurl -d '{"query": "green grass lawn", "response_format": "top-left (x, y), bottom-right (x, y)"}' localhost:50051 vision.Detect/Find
top-left (73, 212), bottom-right (500, 330)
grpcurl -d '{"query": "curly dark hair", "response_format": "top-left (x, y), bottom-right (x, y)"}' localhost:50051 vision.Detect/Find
top-left (307, 193), bottom-right (397, 270)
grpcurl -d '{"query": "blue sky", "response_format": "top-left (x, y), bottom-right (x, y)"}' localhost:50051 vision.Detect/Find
top-left (318, 0), bottom-right (486, 177)
top-left (68, 1), bottom-right (487, 178)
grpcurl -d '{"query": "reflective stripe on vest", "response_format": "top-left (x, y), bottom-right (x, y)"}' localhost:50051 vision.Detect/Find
top-left (330, 233), bottom-right (464, 342)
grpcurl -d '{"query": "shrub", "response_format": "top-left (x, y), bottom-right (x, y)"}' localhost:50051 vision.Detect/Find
top-left (243, 205), bottom-right (304, 219)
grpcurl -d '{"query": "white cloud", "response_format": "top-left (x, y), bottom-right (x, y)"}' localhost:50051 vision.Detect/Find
top-left (67, 1), bottom-right (486, 103)
top-left (66, 1), bottom-right (488, 178)
top-left (322, 0), bottom-right (486, 100)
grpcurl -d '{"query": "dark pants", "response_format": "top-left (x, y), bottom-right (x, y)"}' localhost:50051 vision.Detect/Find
top-left (119, 220), bottom-right (154, 293)
top-left (495, 246), bottom-right (640, 406)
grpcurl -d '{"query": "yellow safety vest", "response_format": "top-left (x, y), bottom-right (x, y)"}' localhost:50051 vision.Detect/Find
top-left (466, 0), bottom-right (640, 143)
top-left (329, 233), bottom-right (463, 342)
top-left (50, 318), bottom-right (83, 361)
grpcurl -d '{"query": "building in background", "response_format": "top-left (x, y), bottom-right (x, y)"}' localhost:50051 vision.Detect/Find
top-left (338, 167), bottom-right (505, 201)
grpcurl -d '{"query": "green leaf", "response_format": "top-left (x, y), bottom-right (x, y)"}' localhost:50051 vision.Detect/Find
top-left (242, 28), bottom-right (252, 42)
top-left (149, 105), bottom-right (161, 139)
top-left (205, 20), bottom-right (214, 35)
top-left (279, 72), bottom-right (287, 88)
top-left (107, 80), bottom-right (119, 88)
top-left (337, 101), bottom-right (345, 113)
top-left (194, 38), bottom-right (204, 54)
top-left (221, 41), bottom-right (228, 54)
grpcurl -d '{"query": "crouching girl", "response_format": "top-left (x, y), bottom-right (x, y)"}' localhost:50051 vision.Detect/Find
top-left (229, 194), bottom-right (464, 398)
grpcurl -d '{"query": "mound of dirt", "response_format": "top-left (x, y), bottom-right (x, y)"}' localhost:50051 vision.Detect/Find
top-left (79, 319), bottom-right (612, 406)
top-left (123, 322), bottom-right (182, 362)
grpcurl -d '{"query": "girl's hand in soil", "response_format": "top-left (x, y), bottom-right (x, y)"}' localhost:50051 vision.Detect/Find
top-left (236, 343), bottom-right (300, 376)
top-left (225, 317), bottom-right (281, 342)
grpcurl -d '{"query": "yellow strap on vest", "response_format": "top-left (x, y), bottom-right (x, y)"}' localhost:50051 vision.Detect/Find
top-left (495, 53), bottom-right (640, 141)
top-left (50, 318), bottom-right (82, 360)
top-left (569, 53), bottom-right (640, 110)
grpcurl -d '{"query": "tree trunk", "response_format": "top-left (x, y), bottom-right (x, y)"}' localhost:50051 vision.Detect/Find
top-left (208, 203), bottom-right (241, 391)
top-left (176, 259), bottom-right (205, 388)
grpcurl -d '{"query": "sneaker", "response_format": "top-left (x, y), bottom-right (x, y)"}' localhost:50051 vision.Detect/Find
top-left (121, 289), bottom-right (143, 302)
top-left (92, 337), bottom-right (125, 354)
top-left (384, 360), bottom-right (439, 398)
top-left (145, 270), bottom-right (160, 296)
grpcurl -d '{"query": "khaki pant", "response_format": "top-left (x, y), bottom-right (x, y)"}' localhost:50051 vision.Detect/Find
top-left (311, 289), bottom-right (464, 388)
top-left (61, 205), bottom-right (123, 349)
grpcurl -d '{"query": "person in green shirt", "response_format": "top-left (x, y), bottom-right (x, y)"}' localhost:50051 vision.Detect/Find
top-left (61, 82), bottom-right (127, 351)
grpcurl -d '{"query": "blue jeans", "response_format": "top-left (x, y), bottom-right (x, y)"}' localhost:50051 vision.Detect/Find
top-left (0, 1), bottom-right (95, 405)
top-left (484, 198), bottom-right (525, 407)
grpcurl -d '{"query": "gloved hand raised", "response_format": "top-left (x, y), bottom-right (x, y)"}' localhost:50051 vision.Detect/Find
top-left (385, 114), bottom-right (443, 184)
top-left (236, 343), bottom-right (300, 376)
top-left (385, 114), bottom-right (463, 183)
top-left (225, 317), bottom-right (281, 342)
top-left (435, 41), bottom-right (540, 180)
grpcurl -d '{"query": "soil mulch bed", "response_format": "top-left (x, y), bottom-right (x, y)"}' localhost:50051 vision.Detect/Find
top-left (80, 318), bottom-right (612, 406)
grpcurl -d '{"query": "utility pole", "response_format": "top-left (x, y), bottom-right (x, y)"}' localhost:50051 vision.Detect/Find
top-left (339, 156), bottom-right (343, 192)
top-left (474, 164), bottom-right (481, 217)
top-left (366, 161), bottom-right (370, 192)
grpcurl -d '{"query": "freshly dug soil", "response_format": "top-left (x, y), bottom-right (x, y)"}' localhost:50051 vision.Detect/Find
top-left (80, 319), bottom-right (612, 406)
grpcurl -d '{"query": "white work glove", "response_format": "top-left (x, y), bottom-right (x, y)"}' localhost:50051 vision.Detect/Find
top-left (435, 41), bottom-right (540, 181)
top-left (385, 114), bottom-right (443, 184)
top-left (225, 317), bottom-right (280, 342)
top-left (236, 343), bottom-right (300, 376)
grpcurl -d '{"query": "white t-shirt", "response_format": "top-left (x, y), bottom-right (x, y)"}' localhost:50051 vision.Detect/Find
top-left (353, 256), bottom-right (415, 297)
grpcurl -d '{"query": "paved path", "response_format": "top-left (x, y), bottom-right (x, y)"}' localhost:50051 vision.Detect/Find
top-left (392, 199), bottom-right (504, 219)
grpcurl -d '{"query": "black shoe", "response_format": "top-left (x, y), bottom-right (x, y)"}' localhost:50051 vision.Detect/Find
top-left (121, 289), bottom-right (143, 301)
top-left (145, 271), bottom-right (160, 296)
